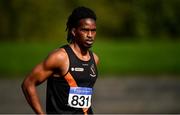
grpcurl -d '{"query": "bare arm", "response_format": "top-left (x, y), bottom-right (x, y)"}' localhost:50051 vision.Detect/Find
top-left (93, 52), bottom-right (99, 65)
top-left (21, 62), bottom-right (52, 114)
top-left (21, 49), bottom-right (67, 114)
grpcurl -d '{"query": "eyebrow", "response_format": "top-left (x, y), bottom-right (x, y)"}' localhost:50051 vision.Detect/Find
top-left (81, 28), bottom-right (96, 31)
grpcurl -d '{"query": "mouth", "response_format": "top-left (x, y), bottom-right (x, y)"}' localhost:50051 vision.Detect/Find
top-left (86, 39), bottom-right (94, 45)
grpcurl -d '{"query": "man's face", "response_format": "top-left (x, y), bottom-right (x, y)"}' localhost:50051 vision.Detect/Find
top-left (73, 18), bottom-right (96, 48)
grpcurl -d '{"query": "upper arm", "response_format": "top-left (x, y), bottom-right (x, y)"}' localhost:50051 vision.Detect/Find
top-left (23, 48), bottom-right (68, 86)
top-left (93, 52), bottom-right (99, 65)
top-left (24, 62), bottom-right (53, 86)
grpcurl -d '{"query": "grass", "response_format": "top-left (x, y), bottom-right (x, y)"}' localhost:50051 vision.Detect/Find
top-left (0, 40), bottom-right (180, 77)
top-left (93, 40), bottom-right (180, 76)
top-left (0, 41), bottom-right (59, 77)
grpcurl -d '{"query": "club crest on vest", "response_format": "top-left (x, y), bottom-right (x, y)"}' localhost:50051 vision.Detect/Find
top-left (90, 64), bottom-right (96, 77)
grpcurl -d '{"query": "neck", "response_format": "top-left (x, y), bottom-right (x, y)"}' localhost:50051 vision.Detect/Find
top-left (71, 43), bottom-right (89, 55)
top-left (70, 43), bottom-right (90, 61)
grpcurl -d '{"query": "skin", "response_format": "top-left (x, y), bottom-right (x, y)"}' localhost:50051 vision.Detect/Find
top-left (21, 18), bottom-right (99, 115)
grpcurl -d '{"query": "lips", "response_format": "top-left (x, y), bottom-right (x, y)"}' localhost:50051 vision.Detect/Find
top-left (86, 39), bottom-right (94, 45)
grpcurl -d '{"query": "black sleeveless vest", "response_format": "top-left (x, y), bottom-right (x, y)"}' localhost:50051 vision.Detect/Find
top-left (46, 45), bottom-right (98, 114)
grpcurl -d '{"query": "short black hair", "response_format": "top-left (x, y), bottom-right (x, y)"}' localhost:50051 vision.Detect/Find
top-left (66, 6), bottom-right (97, 43)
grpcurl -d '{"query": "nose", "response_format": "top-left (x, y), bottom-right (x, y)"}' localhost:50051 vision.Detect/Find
top-left (87, 31), bottom-right (93, 38)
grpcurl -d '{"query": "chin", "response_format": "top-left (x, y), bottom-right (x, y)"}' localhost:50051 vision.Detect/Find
top-left (85, 44), bottom-right (93, 49)
top-left (79, 43), bottom-right (93, 49)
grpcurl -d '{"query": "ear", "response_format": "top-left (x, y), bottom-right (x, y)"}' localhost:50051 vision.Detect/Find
top-left (71, 28), bottom-right (76, 37)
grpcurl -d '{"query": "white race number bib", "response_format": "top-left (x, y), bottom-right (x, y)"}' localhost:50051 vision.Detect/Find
top-left (68, 87), bottom-right (92, 108)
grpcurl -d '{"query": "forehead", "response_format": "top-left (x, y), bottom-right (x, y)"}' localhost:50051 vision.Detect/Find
top-left (78, 18), bottom-right (96, 27)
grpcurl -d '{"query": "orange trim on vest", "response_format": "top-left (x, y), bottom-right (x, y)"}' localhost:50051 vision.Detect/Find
top-left (64, 72), bottom-right (88, 115)
top-left (82, 108), bottom-right (88, 115)
top-left (64, 72), bottom-right (78, 87)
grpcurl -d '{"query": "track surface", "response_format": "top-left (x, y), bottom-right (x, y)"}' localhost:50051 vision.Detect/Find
top-left (0, 76), bottom-right (180, 114)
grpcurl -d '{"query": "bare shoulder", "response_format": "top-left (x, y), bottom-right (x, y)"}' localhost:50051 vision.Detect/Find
top-left (92, 52), bottom-right (99, 65)
top-left (23, 47), bottom-right (68, 83)
top-left (44, 47), bottom-right (68, 69)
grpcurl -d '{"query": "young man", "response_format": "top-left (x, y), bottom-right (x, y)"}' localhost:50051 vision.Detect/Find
top-left (21, 6), bottom-right (99, 114)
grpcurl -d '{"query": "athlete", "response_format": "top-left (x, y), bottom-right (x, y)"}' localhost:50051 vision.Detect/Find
top-left (21, 6), bottom-right (99, 114)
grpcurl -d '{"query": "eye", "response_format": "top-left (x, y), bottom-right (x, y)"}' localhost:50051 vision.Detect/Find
top-left (81, 28), bottom-right (89, 32)
top-left (91, 29), bottom-right (96, 32)
top-left (80, 28), bottom-right (96, 33)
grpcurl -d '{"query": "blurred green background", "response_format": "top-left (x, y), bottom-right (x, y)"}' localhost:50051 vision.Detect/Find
top-left (0, 0), bottom-right (180, 77)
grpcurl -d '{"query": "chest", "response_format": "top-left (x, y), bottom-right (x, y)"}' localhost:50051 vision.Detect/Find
top-left (69, 59), bottom-right (97, 87)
